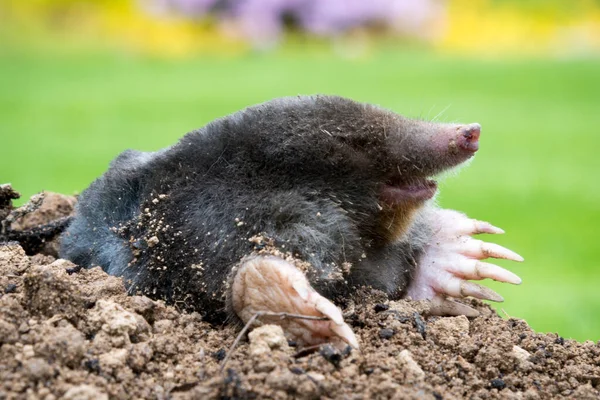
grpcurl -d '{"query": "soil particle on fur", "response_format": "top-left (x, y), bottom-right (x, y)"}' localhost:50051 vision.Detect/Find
top-left (0, 192), bottom-right (599, 399)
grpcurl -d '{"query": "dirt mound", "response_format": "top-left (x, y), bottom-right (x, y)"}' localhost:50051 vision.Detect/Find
top-left (0, 189), bottom-right (599, 399)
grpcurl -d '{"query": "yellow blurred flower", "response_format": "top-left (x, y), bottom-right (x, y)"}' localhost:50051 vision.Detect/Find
top-left (1, 0), bottom-right (599, 57)
top-left (439, 0), bottom-right (600, 56)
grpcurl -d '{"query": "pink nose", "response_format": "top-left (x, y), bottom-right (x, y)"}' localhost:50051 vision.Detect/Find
top-left (457, 123), bottom-right (481, 152)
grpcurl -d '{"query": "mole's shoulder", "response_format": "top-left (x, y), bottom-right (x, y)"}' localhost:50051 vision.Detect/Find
top-left (108, 149), bottom-right (165, 172)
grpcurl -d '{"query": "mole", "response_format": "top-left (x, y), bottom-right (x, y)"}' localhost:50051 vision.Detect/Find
top-left (60, 95), bottom-right (523, 349)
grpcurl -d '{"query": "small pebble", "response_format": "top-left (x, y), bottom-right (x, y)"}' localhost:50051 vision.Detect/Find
top-left (490, 378), bottom-right (506, 390)
top-left (290, 366), bottom-right (305, 375)
top-left (413, 313), bottom-right (427, 339)
top-left (320, 344), bottom-right (344, 367)
top-left (4, 283), bottom-right (17, 294)
top-left (65, 265), bottom-right (83, 275)
top-left (379, 328), bottom-right (395, 339)
top-left (212, 349), bottom-right (226, 361)
top-left (84, 358), bottom-right (100, 373)
top-left (374, 303), bottom-right (389, 313)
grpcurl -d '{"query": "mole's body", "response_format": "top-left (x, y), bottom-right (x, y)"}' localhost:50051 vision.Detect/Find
top-left (61, 96), bottom-right (522, 347)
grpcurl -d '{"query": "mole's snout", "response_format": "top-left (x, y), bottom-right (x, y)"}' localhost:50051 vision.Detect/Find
top-left (457, 123), bottom-right (481, 152)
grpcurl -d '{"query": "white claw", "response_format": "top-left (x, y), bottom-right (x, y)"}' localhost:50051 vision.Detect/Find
top-left (474, 261), bottom-right (522, 284)
top-left (315, 297), bottom-right (344, 325)
top-left (448, 259), bottom-right (522, 285)
top-left (331, 321), bottom-right (360, 349)
top-left (292, 280), bottom-right (310, 301)
top-left (432, 275), bottom-right (463, 299)
top-left (473, 220), bottom-right (505, 235)
top-left (460, 239), bottom-right (524, 262)
top-left (429, 295), bottom-right (480, 317)
top-left (481, 242), bottom-right (524, 261)
top-left (460, 281), bottom-right (504, 302)
top-left (434, 275), bottom-right (503, 302)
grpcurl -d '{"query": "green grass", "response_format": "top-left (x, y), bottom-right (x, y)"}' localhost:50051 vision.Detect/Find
top-left (2, 46), bottom-right (599, 341)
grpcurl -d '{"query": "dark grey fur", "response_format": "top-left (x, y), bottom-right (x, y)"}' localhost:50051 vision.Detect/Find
top-left (60, 95), bottom-right (468, 323)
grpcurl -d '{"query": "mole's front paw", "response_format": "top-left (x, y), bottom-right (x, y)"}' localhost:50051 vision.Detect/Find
top-left (231, 255), bottom-right (359, 349)
top-left (406, 209), bottom-right (524, 316)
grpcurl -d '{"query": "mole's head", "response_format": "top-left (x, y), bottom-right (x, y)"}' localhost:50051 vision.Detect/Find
top-left (278, 96), bottom-right (481, 208)
top-left (347, 103), bottom-right (482, 240)
top-left (284, 96), bottom-right (482, 240)
top-left (378, 117), bottom-right (481, 207)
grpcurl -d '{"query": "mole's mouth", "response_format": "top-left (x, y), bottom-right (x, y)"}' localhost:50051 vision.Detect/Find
top-left (379, 178), bottom-right (438, 205)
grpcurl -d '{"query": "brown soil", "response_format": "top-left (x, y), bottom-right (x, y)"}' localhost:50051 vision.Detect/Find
top-left (0, 191), bottom-right (599, 399)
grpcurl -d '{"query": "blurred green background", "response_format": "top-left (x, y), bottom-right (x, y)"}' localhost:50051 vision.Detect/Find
top-left (1, 0), bottom-right (599, 341)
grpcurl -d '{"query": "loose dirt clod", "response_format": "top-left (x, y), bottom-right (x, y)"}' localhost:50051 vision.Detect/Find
top-left (248, 324), bottom-right (289, 356)
top-left (0, 186), bottom-right (75, 256)
top-left (0, 192), bottom-right (599, 399)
